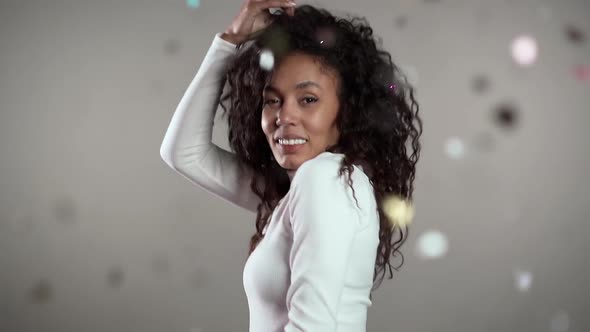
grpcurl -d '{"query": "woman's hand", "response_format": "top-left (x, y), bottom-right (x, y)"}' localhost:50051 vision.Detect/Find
top-left (221, 0), bottom-right (296, 44)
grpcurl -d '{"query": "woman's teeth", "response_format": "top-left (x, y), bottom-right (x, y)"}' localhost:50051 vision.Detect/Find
top-left (278, 138), bottom-right (307, 145)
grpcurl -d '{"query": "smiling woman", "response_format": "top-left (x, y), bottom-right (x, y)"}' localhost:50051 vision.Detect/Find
top-left (220, 4), bottom-right (422, 270)
top-left (160, 1), bottom-right (422, 331)
top-left (260, 52), bottom-right (342, 181)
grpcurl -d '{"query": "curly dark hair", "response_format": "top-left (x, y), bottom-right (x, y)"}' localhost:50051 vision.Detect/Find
top-left (218, 4), bottom-right (423, 298)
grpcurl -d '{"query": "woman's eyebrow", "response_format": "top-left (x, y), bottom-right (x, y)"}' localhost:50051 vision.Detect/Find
top-left (263, 81), bottom-right (322, 94)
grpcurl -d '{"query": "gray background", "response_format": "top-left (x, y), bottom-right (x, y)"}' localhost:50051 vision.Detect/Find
top-left (1, 0), bottom-right (589, 331)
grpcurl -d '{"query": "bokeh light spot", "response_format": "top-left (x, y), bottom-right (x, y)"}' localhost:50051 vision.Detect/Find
top-left (416, 230), bottom-right (449, 259)
top-left (186, 0), bottom-right (200, 9)
top-left (513, 269), bottom-right (533, 292)
top-left (445, 137), bottom-right (465, 159)
top-left (511, 35), bottom-right (538, 67)
top-left (382, 194), bottom-right (415, 227)
top-left (259, 49), bottom-right (275, 71)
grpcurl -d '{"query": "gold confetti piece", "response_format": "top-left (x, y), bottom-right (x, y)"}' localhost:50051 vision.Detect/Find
top-left (382, 194), bottom-right (415, 227)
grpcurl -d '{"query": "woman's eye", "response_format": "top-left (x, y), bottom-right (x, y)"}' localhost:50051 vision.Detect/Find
top-left (264, 97), bottom-right (317, 105)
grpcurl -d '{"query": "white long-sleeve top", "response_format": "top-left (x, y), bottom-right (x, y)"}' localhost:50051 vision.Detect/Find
top-left (160, 32), bottom-right (380, 332)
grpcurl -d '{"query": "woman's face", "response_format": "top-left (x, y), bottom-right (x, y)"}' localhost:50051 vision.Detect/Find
top-left (261, 52), bottom-right (341, 181)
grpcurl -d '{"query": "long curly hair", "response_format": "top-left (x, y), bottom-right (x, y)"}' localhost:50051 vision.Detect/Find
top-left (218, 4), bottom-right (423, 298)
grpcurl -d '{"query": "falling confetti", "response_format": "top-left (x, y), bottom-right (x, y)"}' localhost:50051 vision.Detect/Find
top-left (513, 269), bottom-right (533, 292)
top-left (382, 194), bottom-right (415, 228)
top-left (511, 35), bottom-right (538, 67)
top-left (315, 27), bottom-right (337, 48)
top-left (472, 74), bottom-right (490, 94)
top-left (573, 64), bottom-right (590, 81)
top-left (29, 279), bottom-right (53, 303)
top-left (493, 102), bottom-right (519, 130)
top-left (186, 0), bottom-right (201, 9)
top-left (565, 24), bottom-right (585, 44)
top-left (107, 266), bottom-right (125, 288)
top-left (259, 49), bottom-right (275, 71)
top-left (416, 230), bottom-right (449, 259)
top-left (445, 137), bottom-right (465, 159)
top-left (163, 38), bottom-right (182, 55)
top-left (394, 16), bottom-right (408, 29)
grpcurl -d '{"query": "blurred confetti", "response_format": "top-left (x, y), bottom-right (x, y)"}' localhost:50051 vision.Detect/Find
top-left (471, 74), bottom-right (491, 94)
top-left (186, 0), bottom-right (201, 9)
top-left (493, 102), bottom-right (519, 130)
top-left (565, 24), bottom-right (585, 44)
top-left (513, 269), bottom-right (533, 292)
top-left (511, 35), bottom-right (538, 67)
top-left (382, 194), bottom-right (415, 227)
top-left (107, 266), bottom-right (125, 288)
top-left (163, 38), bottom-right (182, 55)
top-left (416, 230), bottom-right (449, 259)
top-left (259, 49), bottom-right (275, 71)
top-left (387, 83), bottom-right (398, 96)
top-left (29, 279), bottom-right (53, 303)
top-left (315, 26), bottom-right (337, 49)
top-left (445, 137), bottom-right (465, 159)
top-left (573, 64), bottom-right (590, 81)
top-left (393, 15), bottom-right (408, 29)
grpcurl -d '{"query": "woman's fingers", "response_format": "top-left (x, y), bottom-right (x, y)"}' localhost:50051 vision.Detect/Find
top-left (255, 0), bottom-right (296, 11)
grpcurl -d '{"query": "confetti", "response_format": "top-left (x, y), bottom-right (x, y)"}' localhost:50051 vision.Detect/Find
top-left (382, 194), bottom-right (415, 227)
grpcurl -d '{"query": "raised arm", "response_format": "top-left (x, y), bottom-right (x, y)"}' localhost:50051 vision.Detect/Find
top-left (160, 32), bottom-right (261, 213)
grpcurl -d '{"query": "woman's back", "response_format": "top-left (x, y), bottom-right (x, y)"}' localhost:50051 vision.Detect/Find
top-left (243, 151), bottom-right (379, 331)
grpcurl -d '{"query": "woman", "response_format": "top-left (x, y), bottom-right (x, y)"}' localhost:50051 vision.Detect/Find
top-left (160, 1), bottom-right (422, 330)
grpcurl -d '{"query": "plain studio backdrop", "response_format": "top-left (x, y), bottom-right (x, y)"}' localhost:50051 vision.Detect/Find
top-left (1, 0), bottom-right (589, 331)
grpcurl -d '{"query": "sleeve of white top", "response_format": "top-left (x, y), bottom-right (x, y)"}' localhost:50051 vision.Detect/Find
top-left (284, 158), bottom-right (364, 331)
top-left (160, 32), bottom-right (261, 214)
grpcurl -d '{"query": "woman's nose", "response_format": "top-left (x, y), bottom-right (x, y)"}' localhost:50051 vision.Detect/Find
top-left (275, 99), bottom-right (297, 126)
